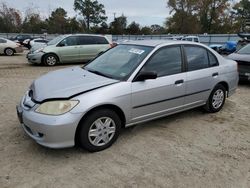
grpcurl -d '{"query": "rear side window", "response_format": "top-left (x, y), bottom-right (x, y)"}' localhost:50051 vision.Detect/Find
top-left (208, 52), bottom-right (219, 67)
top-left (143, 46), bottom-right (182, 77)
top-left (79, 36), bottom-right (93, 45)
top-left (0, 39), bottom-right (7, 43)
top-left (79, 36), bottom-right (109, 45)
top-left (185, 46), bottom-right (209, 71)
top-left (92, 36), bottom-right (109, 44)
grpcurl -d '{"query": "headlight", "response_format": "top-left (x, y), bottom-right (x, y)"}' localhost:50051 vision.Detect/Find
top-left (35, 100), bottom-right (79, 115)
top-left (34, 48), bottom-right (44, 53)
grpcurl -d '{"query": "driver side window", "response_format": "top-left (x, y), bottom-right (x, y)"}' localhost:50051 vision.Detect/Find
top-left (143, 46), bottom-right (183, 77)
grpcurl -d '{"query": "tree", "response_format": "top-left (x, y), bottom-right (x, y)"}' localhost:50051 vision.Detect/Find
top-left (151, 24), bottom-right (166, 34)
top-left (166, 0), bottom-right (233, 34)
top-left (93, 22), bottom-right (109, 34)
top-left (233, 0), bottom-right (250, 32)
top-left (74, 0), bottom-right (107, 31)
top-left (110, 15), bottom-right (127, 34)
top-left (22, 7), bottom-right (47, 33)
top-left (166, 0), bottom-right (200, 33)
top-left (66, 17), bottom-right (83, 33)
top-left (127, 21), bottom-right (141, 34)
top-left (197, 0), bottom-right (231, 33)
top-left (0, 3), bottom-right (22, 32)
top-left (141, 26), bottom-right (152, 35)
top-left (47, 8), bottom-right (68, 34)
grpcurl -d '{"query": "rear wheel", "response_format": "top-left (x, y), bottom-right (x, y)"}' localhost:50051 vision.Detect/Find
top-left (44, 54), bottom-right (58, 66)
top-left (78, 109), bottom-right (121, 152)
top-left (4, 48), bottom-right (14, 56)
top-left (204, 84), bottom-right (226, 113)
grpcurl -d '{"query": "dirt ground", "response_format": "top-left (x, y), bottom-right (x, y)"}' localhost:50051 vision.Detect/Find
top-left (0, 52), bottom-right (249, 188)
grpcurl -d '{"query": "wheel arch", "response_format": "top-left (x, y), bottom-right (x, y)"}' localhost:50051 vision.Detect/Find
top-left (216, 81), bottom-right (229, 96)
top-left (74, 104), bottom-right (126, 145)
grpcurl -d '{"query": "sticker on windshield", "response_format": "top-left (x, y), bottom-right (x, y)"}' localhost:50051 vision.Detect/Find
top-left (129, 48), bottom-right (145, 55)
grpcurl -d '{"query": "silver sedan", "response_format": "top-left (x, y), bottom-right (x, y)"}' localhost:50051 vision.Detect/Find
top-left (17, 40), bottom-right (239, 152)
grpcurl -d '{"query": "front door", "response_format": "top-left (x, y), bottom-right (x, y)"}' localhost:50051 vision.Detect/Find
top-left (58, 36), bottom-right (80, 63)
top-left (131, 46), bottom-right (186, 123)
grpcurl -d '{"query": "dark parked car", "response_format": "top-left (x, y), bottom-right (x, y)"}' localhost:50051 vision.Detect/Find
top-left (9, 34), bottom-right (33, 48)
top-left (227, 44), bottom-right (250, 81)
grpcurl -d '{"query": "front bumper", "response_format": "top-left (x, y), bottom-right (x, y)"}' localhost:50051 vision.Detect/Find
top-left (26, 52), bottom-right (44, 64)
top-left (16, 101), bottom-right (83, 148)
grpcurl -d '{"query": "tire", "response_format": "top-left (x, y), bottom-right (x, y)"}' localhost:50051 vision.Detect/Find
top-left (4, 48), bottom-right (14, 56)
top-left (44, 54), bottom-right (58, 66)
top-left (78, 109), bottom-right (121, 152)
top-left (204, 84), bottom-right (226, 113)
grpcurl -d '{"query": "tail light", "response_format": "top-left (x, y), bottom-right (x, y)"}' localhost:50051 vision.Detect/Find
top-left (110, 43), bottom-right (117, 48)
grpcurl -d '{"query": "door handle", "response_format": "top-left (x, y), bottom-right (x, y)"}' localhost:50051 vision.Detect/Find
top-left (212, 72), bottom-right (219, 77)
top-left (175, 80), bottom-right (184, 85)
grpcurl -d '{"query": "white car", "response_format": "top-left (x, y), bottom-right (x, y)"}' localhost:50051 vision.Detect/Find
top-left (182, 36), bottom-right (200, 43)
top-left (0, 37), bottom-right (23, 56)
top-left (30, 38), bottom-right (48, 47)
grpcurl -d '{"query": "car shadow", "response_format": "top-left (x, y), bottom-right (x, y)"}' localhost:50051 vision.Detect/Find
top-left (239, 80), bottom-right (250, 87)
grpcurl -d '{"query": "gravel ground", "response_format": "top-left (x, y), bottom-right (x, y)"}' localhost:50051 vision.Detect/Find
top-left (0, 52), bottom-right (249, 188)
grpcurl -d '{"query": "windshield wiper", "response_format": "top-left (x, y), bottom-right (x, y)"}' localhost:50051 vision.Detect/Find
top-left (85, 68), bottom-right (114, 79)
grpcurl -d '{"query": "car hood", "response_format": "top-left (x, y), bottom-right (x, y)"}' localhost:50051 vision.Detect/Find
top-left (30, 66), bottom-right (119, 102)
top-left (227, 53), bottom-right (250, 62)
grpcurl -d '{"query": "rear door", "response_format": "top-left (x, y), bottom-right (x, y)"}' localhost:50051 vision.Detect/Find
top-left (131, 45), bottom-right (186, 123)
top-left (184, 45), bottom-right (219, 107)
top-left (58, 36), bottom-right (80, 63)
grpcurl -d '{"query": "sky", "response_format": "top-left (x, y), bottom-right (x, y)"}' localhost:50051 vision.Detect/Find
top-left (0, 0), bottom-right (169, 26)
top-left (2, 0), bottom-right (169, 26)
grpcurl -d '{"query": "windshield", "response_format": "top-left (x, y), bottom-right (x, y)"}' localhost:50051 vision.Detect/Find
top-left (237, 44), bottom-right (250, 54)
top-left (84, 44), bottom-right (153, 80)
top-left (47, 35), bottom-right (64, 46)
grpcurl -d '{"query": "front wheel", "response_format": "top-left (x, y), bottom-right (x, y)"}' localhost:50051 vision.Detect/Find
top-left (78, 109), bottom-right (121, 152)
top-left (204, 84), bottom-right (226, 113)
top-left (44, 54), bottom-right (58, 66)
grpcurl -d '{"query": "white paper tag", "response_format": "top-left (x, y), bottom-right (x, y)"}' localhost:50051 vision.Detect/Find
top-left (129, 48), bottom-right (145, 55)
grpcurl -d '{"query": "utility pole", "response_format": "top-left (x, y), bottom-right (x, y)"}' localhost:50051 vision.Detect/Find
top-left (113, 12), bottom-right (116, 20)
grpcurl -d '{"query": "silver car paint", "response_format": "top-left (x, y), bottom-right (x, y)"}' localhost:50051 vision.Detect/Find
top-left (30, 66), bottom-right (118, 102)
top-left (18, 40), bottom-right (239, 148)
top-left (227, 53), bottom-right (250, 62)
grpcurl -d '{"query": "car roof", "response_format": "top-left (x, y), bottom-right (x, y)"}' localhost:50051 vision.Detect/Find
top-left (184, 36), bottom-right (199, 38)
top-left (62, 34), bottom-right (107, 38)
top-left (120, 40), bottom-right (203, 47)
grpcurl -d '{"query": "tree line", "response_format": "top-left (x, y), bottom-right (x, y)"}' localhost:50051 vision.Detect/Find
top-left (0, 0), bottom-right (249, 35)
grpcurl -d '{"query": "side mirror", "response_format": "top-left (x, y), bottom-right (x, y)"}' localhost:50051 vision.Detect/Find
top-left (58, 43), bottom-right (65, 47)
top-left (134, 71), bottom-right (157, 82)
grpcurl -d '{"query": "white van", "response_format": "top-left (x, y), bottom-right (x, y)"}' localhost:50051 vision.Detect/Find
top-left (182, 36), bottom-right (200, 43)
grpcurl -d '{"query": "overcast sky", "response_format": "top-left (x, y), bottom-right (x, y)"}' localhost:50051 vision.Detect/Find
top-left (2, 0), bottom-right (169, 26)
